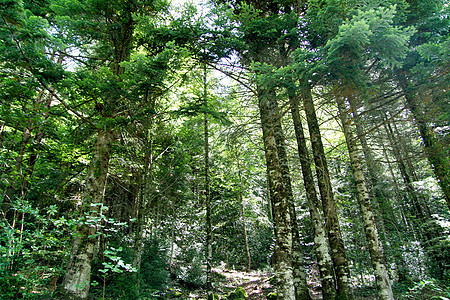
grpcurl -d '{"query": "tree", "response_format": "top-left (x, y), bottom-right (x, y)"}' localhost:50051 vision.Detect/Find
top-left (395, 0), bottom-right (450, 209)
top-left (202, 63), bottom-right (214, 299)
top-left (212, 1), bottom-right (305, 297)
top-left (301, 80), bottom-right (354, 300)
top-left (49, 1), bottom-right (173, 297)
top-left (288, 85), bottom-right (337, 299)
top-left (323, 5), bottom-right (417, 298)
top-left (0, 0), bottom-right (65, 208)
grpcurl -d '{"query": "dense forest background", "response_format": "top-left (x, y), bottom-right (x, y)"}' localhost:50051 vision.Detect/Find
top-left (0, 0), bottom-right (449, 299)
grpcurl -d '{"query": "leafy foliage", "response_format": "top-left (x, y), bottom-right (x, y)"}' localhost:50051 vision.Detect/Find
top-left (0, 0), bottom-right (449, 298)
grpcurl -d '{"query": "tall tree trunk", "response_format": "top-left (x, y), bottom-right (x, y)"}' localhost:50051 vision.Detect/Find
top-left (1, 50), bottom-right (65, 212)
top-left (240, 192), bottom-right (251, 271)
top-left (62, 129), bottom-right (113, 299)
top-left (354, 116), bottom-right (395, 235)
top-left (379, 140), bottom-right (414, 236)
top-left (337, 97), bottom-right (393, 300)
top-left (133, 92), bottom-right (156, 291)
top-left (390, 115), bottom-right (432, 217)
top-left (237, 160), bottom-right (251, 271)
top-left (383, 116), bottom-right (446, 278)
top-left (268, 92), bottom-right (309, 299)
top-left (301, 82), bottom-right (353, 300)
top-left (204, 64), bottom-right (213, 299)
top-left (273, 114), bottom-right (310, 300)
top-left (3, 126), bottom-right (32, 205)
top-left (289, 92), bottom-right (336, 300)
top-left (258, 87), bottom-right (295, 299)
top-left (61, 7), bottom-right (135, 297)
top-left (354, 111), bottom-right (398, 282)
top-left (397, 73), bottom-right (450, 209)
top-left (0, 121), bottom-right (4, 144)
top-left (383, 120), bottom-right (427, 222)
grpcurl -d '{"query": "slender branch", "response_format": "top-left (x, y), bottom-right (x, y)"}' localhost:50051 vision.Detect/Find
top-left (3, 17), bottom-right (98, 130)
top-left (206, 62), bottom-right (257, 95)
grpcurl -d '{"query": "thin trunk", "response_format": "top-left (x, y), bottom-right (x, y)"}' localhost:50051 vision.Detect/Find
top-left (289, 93), bottom-right (336, 300)
top-left (237, 161), bottom-right (251, 271)
top-left (380, 141), bottom-right (412, 234)
top-left (377, 122), bottom-right (413, 282)
top-left (354, 117), bottom-right (395, 234)
top-left (132, 180), bottom-right (146, 272)
top-left (3, 127), bottom-right (32, 204)
top-left (4, 53), bottom-right (64, 207)
top-left (21, 91), bottom-right (53, 193)
top-left (3, 111), bottom-right (36, 206)
top-left (133, 95), bottom-right (155, 290)
top-left (204, 64), bottom-right (213, 298)
top-left (384, 120), bottom-right (426, 222)
top-left (169, 223), bottom-right (176, 267)
top-left (0, 121), bottom-right (5, 143)
top-left (384, 116), bottom-right (445, 278)
top-left (22, 54), bottom-right (65, 194)
top-left (240, 193), bottom-right (251, 271)
top-left (337, 97), bottom-right (393, 300)
top-left (398, 73), bottom-right (450, 209)
top-left (390, 116), bottom-right (432, 218)
top-left (258, 87), bottom-right (295, 299)
top-left (62, 130), bottom-right (113, 299)
top-left (242, 207), bottom-right (251, 271)
top-left (301, 82), bottom-right (353, 300)
top-left (2, 112), bottom-right (36, 212)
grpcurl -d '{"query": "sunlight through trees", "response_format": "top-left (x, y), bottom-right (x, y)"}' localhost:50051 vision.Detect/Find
top-left (0, 0), bottom-right (449, 299)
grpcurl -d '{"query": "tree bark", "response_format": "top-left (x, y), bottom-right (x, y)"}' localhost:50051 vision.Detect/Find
top-left (62, 129), bottom-right (113, 299)
top-left (289, 92), bottom-right (336, 300)
top-left (354, 116), bottom-right (396, 235)
top-left (258, 87), bottom-right (295, 299)
top-left (383, 114), bottom-right (445, 278)
top-left (3, 51), bottom-right (63, 207)
top-left (22, 54), bottom-right (65, 194)
top-left (379, 140), bottom-right (414, 235)
top-left (301, 82), bottom-right (353, 300)
top-left (3, 88), bottom-right (45, 207)
top-left (272, 112), bottom-right (310, 300)
top-left (337, 97), bottom-right (393, 300)
top-left (266, 88), bottom-right (309, 299)
top-left (390, 115), bottom-right (432, 217)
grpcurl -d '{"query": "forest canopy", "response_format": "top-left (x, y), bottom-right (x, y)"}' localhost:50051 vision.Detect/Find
top-left (0, 0), bottom-right (449, 299)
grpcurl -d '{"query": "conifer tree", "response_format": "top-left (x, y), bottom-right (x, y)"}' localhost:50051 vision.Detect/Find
top-left (49, 1), bottom-right (172, 297)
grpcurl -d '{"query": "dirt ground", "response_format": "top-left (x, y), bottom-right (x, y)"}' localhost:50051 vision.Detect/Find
top-left (213, 268), bottom-right (274, 299)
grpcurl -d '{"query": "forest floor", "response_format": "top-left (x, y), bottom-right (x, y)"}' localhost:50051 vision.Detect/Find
top-left (181, 267), bottom-right (324, 299)
top-left (212, 268), bottom-right (275, 299)
top-left (176, 268), bottom-right (450, 299)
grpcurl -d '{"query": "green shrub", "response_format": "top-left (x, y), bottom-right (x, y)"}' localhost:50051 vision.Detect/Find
top-left (226, 286), bottom-right (248, 299)
top-left (140, 239), bottom-right (170, 290)
top-left (397, 279), bottom-right (450, 299)
top-left (268, 275), bottom-right (277, 285)
top-left (208, 293), bottom-right (220, 300)
top-left (0, 272), bottom-right (23, 299)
